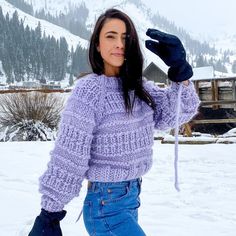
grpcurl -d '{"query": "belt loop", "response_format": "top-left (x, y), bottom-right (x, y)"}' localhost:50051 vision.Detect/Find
top-left (91, 182), bottom-right (96, 192)
top-left (128, 179), bottom-right (132, 190)
top-left (87, 181), bottom-right (91, 190)
top-left (138, 177), bottom-right (142, 186)
top-left (88, 181), bottom-right (96, 192)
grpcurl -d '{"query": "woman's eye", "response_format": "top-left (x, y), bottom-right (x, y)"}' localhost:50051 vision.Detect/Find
top-left (106, 35), bottom-right (115, 39)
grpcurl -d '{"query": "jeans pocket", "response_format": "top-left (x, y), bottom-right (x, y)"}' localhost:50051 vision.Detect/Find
top-left (103, 185), bottom-right (130, 204)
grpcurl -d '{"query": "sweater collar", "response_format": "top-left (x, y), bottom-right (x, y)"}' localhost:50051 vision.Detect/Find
top-left (98, 74), bottom-right (122, 90)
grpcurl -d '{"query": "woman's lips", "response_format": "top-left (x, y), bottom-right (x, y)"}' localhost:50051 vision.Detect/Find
top-left (112, 53), bottom-right (124, 57)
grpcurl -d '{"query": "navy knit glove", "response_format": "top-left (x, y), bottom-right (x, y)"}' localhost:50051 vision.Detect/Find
top-left (28, 209), bottom-right (66, 236)
top-left (145, 28), bottom-right (193, 82)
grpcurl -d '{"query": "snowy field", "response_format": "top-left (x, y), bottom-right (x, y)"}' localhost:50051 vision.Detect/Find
top-left (1, 141), bottom-right (236, 236)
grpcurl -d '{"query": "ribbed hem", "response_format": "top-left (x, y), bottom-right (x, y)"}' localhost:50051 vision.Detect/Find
top-left (170, 80), bottom-right (194, 91)
top-left (41, 195), bottom-right (64, 212)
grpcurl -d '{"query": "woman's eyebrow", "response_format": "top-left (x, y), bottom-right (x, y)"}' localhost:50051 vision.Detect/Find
top-left (105, 31), bottom-right (127, 35)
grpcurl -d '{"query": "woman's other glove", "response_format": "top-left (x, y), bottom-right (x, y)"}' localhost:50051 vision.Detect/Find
top-left (145, 28), bottom-right (193, 82)
top-left (28, 209), bottom-right (66, 236)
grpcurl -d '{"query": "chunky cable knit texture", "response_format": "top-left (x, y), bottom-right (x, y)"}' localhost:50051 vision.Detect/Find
top-left (39, 73), bottom-right (200, 211)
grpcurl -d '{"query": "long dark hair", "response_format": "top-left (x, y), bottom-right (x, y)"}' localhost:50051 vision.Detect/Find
top-left (89, 8), bottom-right (155, 113)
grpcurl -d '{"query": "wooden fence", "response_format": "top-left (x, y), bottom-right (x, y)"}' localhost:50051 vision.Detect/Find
top-left (184, 77), bottom-right (236, 136)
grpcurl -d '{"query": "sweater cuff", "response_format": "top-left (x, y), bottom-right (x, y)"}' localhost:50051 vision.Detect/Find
top-left (171, 81), bottom-right (195, 94)
top-left (41, 195), bottom-right (65, 212)
top-left (171, 81), bottom-right (200, 112)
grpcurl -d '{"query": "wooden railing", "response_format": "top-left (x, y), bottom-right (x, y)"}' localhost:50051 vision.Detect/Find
top-left (193, 76), bottom-right (236, 110)
top-left (184, 77), bottom-right (236, 136)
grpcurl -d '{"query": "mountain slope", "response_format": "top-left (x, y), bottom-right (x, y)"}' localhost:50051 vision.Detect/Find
top-left (0, 0), bottom-right (88, 50)
top-left (1, 0), bottom-right (235, 80)
top-left (25, 0), bottom-right (235, 72)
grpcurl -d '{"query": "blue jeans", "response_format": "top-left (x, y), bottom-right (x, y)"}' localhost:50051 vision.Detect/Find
top-left (83, 178), bottom-right (146, 236)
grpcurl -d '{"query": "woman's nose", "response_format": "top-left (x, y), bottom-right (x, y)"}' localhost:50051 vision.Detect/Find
top-left (115, 38), bottom-right (125, 49)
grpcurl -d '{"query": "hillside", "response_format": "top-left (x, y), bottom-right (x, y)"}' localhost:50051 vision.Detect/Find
top-left (1, 0), bottom-right (236, 85)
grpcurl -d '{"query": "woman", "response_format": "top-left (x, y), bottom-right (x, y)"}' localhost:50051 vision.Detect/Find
top-left (29, 8), bottom-right (200, 236)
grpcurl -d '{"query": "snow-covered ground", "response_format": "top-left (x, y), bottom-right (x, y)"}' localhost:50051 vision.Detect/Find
top-left (1, 141), bottom-right (236, 235)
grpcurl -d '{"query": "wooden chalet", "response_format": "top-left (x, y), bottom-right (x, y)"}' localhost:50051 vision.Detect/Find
top-left (144, 63), bottom-right (236, 134)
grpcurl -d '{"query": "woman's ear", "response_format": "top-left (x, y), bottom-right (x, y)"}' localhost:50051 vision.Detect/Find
top-left (97, 45), bottom-right (100, 52)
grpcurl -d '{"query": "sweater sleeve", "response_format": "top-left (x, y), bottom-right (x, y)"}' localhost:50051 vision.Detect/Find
top-left (144, 80), bottom-right (200, 131)
top-left (39, 75), bottom-right (101, 212)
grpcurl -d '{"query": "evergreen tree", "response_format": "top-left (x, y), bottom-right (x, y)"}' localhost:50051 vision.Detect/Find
top-left (232, 61), bottom-right (236, 74)
top-left (58, 37), bottom-right (69, 81)
top-left (6, 0), bottom-right (33, 15)
top-left (2, 48), bottom-right (14, 83)
top-left (14, 47), bottom-right (25, 81)
top-left (196, 55), bottom-right (206, 67)
top-left (35, 3), bottom-right (91, 39)
top-left (214, 59), bottom-right (227, 73)
top-left (69, 72), bottom-right (74, 86)
top-left (23, 25), bottom-right (31, 79)
top-left (71, 45), bottom-right (89, 76)
top-left (0, 8), bottom-right (4, 51)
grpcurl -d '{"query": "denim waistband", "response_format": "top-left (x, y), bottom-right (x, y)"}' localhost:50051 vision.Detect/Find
top-left (87, 178), bottom-right (142, 192)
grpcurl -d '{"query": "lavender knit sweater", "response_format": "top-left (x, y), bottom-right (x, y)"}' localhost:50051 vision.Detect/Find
top-left (39, 73), bottom-right (200, 212)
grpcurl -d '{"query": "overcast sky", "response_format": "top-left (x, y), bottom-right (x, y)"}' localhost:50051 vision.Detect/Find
top-left (144, 0), bottom-right (235, 39)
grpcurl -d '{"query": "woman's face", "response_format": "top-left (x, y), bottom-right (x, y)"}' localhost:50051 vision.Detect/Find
top-left (97, 18), bottom-right (126, 76)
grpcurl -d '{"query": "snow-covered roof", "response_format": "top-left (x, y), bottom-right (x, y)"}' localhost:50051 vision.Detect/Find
top-left (191, 66), bottom-right (214, 81)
